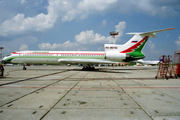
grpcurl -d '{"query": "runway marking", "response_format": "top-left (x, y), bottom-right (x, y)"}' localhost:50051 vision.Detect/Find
top-left (1, 86), bottom-right (180, 89)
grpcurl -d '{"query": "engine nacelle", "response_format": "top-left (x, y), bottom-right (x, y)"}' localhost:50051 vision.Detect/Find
top-left (105, 51), bottom-right (126, 62)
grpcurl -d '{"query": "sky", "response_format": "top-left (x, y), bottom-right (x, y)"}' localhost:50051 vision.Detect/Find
top-left (0, 0), bottom-right (180, 60)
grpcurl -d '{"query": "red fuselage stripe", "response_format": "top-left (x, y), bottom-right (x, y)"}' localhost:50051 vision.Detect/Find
top-left (12, 52), bottom-right (104, 55)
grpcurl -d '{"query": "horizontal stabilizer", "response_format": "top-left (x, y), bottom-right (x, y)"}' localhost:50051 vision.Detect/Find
top-left (127, 28), bottom-right (175, 38)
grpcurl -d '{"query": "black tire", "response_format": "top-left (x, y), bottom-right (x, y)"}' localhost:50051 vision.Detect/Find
top-left (0, 65), bottom-right (4, 77)
top-left (23, 67), bottom-right (26, 70)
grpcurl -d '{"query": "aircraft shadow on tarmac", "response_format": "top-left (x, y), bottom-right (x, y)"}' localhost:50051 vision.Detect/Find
top-left (26, 68), bottom-right (71, 71)
top-left (27, 68), bottom-right (155, 74)
top-left (108, 67), bottom-right (158, 71)
top-left (73, 68), bottom-right (131, 74)
top-left (21, 66), bottom-right (156, 74)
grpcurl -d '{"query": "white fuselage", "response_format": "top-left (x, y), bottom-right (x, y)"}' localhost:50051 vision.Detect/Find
top-left (3, 51), bottom-right (125, 64)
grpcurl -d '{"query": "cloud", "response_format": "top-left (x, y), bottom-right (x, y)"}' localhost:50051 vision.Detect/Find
top-left (38, 31), bottom-right (113, 51)
top-left (76, 0), bottom-right (180, 18)
top-left (0, 0), bottom-right (179, 37)
top-left (0, 12), bottom-right (57, 36)
top-left (1, 36), bottom-right (38, 55)
top-left (147, 40), bottom-right (158, 53)
top-left (115, 21), bottom-right (126, 41)
top-left (21, 0), bottom-right (27, 4)
top-left (19, 44), bottom-right (28, 50)
top-left (39, 21), bottom-right (126, 50)
top-left (75, 30), bottom-right (113, 44)
top-left (13, 36), bottom-right (38, 45)
top-left (148, 40), bottom-right (155, 50)
top-left (38, 41), bottom-right (75, 50)
top-left (136, 0), bottom-right (180, 17)
top-left (101, 20), bottom-right (107, 27)
top-left (77, 0), bottom-right (117, 19)
top-left (0, 0), bottom-right (58, 36)
top-left (175, 36), bottom-right (180, 46)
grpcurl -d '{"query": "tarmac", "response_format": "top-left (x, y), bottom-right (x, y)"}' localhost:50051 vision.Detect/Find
top-left (0, 65), bottom-right (180, 120)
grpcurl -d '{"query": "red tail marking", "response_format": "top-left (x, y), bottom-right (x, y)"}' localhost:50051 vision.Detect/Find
top-left (120, 36), bottom-right (149, 53)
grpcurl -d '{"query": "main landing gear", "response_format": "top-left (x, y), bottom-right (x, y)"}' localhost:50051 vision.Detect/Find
top-left (23, 65), bottom-right (26, 70)
top-left (82, 65), bottom-right (95, 71)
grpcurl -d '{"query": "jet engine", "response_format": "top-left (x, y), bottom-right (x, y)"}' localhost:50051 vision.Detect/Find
top-left (105, 51), bottom-right (126, 62)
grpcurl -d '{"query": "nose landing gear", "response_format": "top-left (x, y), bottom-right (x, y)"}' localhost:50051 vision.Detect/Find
top-left (0, 64), bottom-right (4, 77)
top-left (23, 65), bottom-right (26, 70)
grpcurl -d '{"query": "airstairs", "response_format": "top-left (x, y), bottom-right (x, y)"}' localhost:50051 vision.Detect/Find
top-left (155, 55), bottom-right (177, 80)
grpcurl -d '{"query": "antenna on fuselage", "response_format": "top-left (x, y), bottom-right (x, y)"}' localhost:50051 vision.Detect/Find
top-left (110, 31), bottom-right (118, 44)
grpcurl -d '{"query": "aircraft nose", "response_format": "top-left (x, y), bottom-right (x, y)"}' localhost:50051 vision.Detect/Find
top-left (0, 57), bottom-right (5, 63)
top-left (2, 57), bottom-right (7, 61)
top-left (2, 56), bottom-right (9, 62)
top-left (1, 60), bottom-right (4, 64)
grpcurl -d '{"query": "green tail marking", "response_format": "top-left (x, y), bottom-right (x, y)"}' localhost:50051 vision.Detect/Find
top-left (127, 36), bottom-right (149, 58)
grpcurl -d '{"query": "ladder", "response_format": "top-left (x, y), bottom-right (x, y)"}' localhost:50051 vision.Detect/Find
top-left (155, 55), bottom-right (177, 79)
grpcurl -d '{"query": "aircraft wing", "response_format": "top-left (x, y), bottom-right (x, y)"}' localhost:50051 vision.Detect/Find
top-left (58, 59), bottom-right (116, 64)
top-left (152, 61), bottom-right (160, 64)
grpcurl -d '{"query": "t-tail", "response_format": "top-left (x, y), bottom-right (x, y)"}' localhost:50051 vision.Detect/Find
top-left (104, 28), bottom-right (175, 62)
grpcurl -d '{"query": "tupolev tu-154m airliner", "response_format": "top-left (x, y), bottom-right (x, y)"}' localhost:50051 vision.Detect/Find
top-left (3, 28), bottom-right (175, 70)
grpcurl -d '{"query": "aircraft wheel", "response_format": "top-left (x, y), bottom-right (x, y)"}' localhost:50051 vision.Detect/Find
top-left (0, 65), bottom-right (4, 77)
top-left (87, 67), bottom-right (90, 71)
top-left (23, 66), bottom-right (26, 70)
top-left (175, 75), bottom-right (178, 79)
top-left (82, 67), bottom-right (86, 71)
top-left (91, 67), bottom-right (95, 71)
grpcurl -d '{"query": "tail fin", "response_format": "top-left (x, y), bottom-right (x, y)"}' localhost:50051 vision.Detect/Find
top-left (104, 28), bottom-right (175, 61)
top-left (121, 28), bottom-right (175, 61)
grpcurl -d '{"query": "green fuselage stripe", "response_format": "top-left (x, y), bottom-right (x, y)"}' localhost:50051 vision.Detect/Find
top-left (6, 55), bottom-right (105, 62)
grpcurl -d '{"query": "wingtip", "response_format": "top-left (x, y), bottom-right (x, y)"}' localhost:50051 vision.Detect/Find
top-left (168, 28), bottom-right (175, 30)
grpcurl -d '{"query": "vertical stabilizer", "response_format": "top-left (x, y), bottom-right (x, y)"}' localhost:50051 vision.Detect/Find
top-left (122, 28), bottom-right (175, 61)
top-left (104, 28), bottom-right (175, 62)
